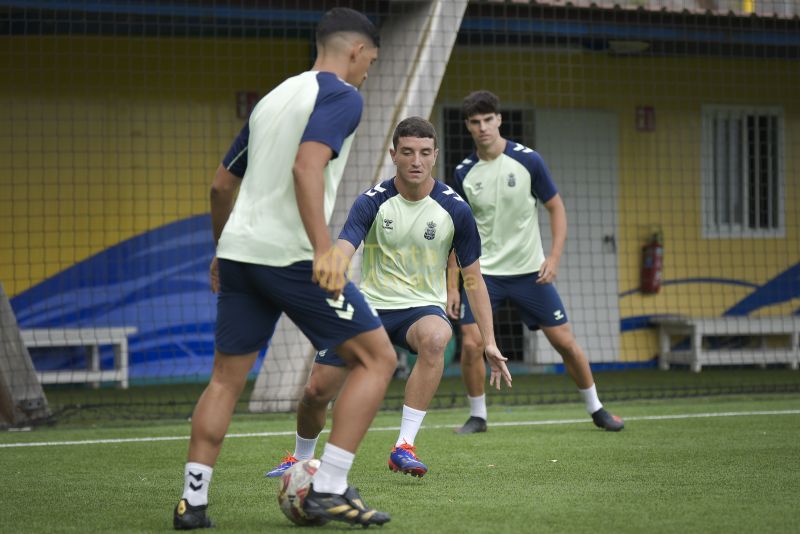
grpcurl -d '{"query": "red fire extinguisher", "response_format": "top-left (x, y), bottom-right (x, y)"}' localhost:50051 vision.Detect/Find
top-left (641, 231), bottom-right (663, 294)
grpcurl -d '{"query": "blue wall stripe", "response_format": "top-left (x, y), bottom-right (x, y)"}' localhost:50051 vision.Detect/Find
top-left (619, 277), bottom-right (760, 298)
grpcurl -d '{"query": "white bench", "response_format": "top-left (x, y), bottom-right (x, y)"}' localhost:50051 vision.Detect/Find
top-left (652, 316), bottom-right (800, 373)
top-left (20, 327), bottom-right (138, 389)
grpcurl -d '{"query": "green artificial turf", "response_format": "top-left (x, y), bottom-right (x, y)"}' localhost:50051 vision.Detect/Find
top-left (2, 395), bottom-right (798, 533)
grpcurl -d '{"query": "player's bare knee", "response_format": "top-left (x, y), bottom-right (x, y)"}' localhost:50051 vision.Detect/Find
top-left (417, 332), bottom-right (450, 360)
top-left (354, 343), bottom-right (397, 374)
top-left (377, 345), bottom-right (398, 374)
top-left (552, 337), bottom-right (581, 359)
top-left (209, 373), bottom-right (247, 398)
top-left (301, 381), bottom-right (333, 407)
top-left (416, 349), bottom-right (444, 370)
top-left (461, 336), bottom-right (484, 359)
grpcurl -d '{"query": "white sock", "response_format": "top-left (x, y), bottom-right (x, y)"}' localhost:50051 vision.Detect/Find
top-left (312, 442), bottom-right (353, 495)
top-left (468, 394), bottom-right (487, 420)
top-left (294, 432), bottom-right (318, 460)
top-left (182, 462), bottom-right (213, 507)
top-left (579, 384), bottom-right (603, 415)
top-left (395, 405), bottom-right (426, 447)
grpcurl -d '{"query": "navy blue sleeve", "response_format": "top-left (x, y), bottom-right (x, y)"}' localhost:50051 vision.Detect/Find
top-left (526, 151), bottom-right (558, 203)
top-left (449, 154), bottom-right (476, 204)
top-left (222, 122), bottom-right (249, 178)
top-left (338, 193), bottom-right (379, 249)
top-left (449, 168), bottom-right (467, 201)
top-left (450, 202), bottom-right (481, 268)
top-left (301, 73), bottom-right (363, 159)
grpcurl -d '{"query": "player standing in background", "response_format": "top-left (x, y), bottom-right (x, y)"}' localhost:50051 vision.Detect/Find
top-left (173, 8), bottom-right (394, 529)
top-left (447, 90), bottom-right (624, 434)
top-left (265, 117), bottom-right (512, 480)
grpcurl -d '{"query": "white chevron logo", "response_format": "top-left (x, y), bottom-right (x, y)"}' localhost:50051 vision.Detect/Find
top-left (364, 184), bottom-right (387, 197)
top-left (512, 142), bottom-right (534, 154)
top-left (326, 295), bottom-right (354, 320)
top-left (442, 185), bottom-right (464, 201)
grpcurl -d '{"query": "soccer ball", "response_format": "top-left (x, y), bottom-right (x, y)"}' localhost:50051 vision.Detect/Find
top-left (277, 459), bottom-right (328, 526)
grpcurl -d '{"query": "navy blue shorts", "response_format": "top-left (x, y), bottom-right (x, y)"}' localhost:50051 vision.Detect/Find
top-left (215, 259), bottom-right (382, 355)
top-left (460, 272), bottom-right (568, 330)
top-left (315, 305), bottom-right (451, 367)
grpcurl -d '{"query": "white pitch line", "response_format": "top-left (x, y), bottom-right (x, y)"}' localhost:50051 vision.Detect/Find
top-left (1, 409), bottom-right (798, 449)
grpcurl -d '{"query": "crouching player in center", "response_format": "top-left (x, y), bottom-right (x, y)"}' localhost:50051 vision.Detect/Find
top-left (267, 116), bottom-right (512, 478)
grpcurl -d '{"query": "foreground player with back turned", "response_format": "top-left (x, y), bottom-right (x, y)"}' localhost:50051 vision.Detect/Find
top-left (173, 8), bottom-right (395, 529)
top-left (265, 117), bottom-right (512, 480)
top-left (448, 90), bottom-right (624, 434)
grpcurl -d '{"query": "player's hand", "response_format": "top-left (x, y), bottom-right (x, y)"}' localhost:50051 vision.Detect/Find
top-left (209, 256), bottom-right (220, 293)
top-left (536, 256), bottom-right (560, 284)
top-left (446, 288), bottom-right (461, 320)
top-left (484, 344), bottom-right (512, 390)
top-left (313, 245), bottom-right (350, 299)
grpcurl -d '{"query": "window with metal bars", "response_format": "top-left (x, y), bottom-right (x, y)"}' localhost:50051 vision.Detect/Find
top-left (702, 106), bottom-right (784, 237)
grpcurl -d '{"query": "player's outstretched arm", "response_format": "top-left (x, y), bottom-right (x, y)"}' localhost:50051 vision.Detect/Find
top-left (461, 260), bottom-right (512, 390)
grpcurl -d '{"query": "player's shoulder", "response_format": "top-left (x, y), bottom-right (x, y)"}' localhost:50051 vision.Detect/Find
top-left (430, 180), bottom-right (470, 214)
top-left (315, 72), bottom-right (362, 102)
top-left (357, 178), bottom-right (397, 204)
top-left (453, 152), bottom-right (479, 181)
top-left (503, 140), bottom-right (546, 168)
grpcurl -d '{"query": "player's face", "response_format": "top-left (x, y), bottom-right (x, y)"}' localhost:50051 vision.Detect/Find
top-left (347, 43), bottom-right (379, 88)
top-left (465, 112), bottom-right (502, 149)
top-left (391, 136), bottom-right (438, 187)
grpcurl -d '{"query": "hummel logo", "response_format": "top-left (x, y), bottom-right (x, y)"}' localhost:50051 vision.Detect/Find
top-left (365, 184), bottom-right (387, 197)
top-left (455, 158), bottom-right (473, 171)
top-left (442, 185), bottom-right (463, 201)
top-left (326, 295), bottom-right (354, 320)
top-left (188, 471), bottom-right (203, 492)
top-left (553, 309), bottom-right (564, 321)
top-left (512, 142), bottom-right (534, 154)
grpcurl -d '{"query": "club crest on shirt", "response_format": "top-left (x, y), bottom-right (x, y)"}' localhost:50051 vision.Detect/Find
top-left (507, 173), bottom-right (516, 187)
top-left (423, 221), bottom-right (437, 240)
top-left (382, 218), bottom-right (394, 231)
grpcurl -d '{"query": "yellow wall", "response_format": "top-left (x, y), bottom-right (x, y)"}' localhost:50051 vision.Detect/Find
top-left (4, 36), bottom-right (798, 361)
top-left (1, 36), bottom-right (310, 295)
top-left (438, 47), bottom-right (800, 360)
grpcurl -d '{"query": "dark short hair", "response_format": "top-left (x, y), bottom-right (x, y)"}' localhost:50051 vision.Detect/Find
top-left (462, 90), bottom-right (500, 119)
top-left (392, 116), bottom-right (438, 149)
top-left (316, 7), bottom-right (380, 48)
